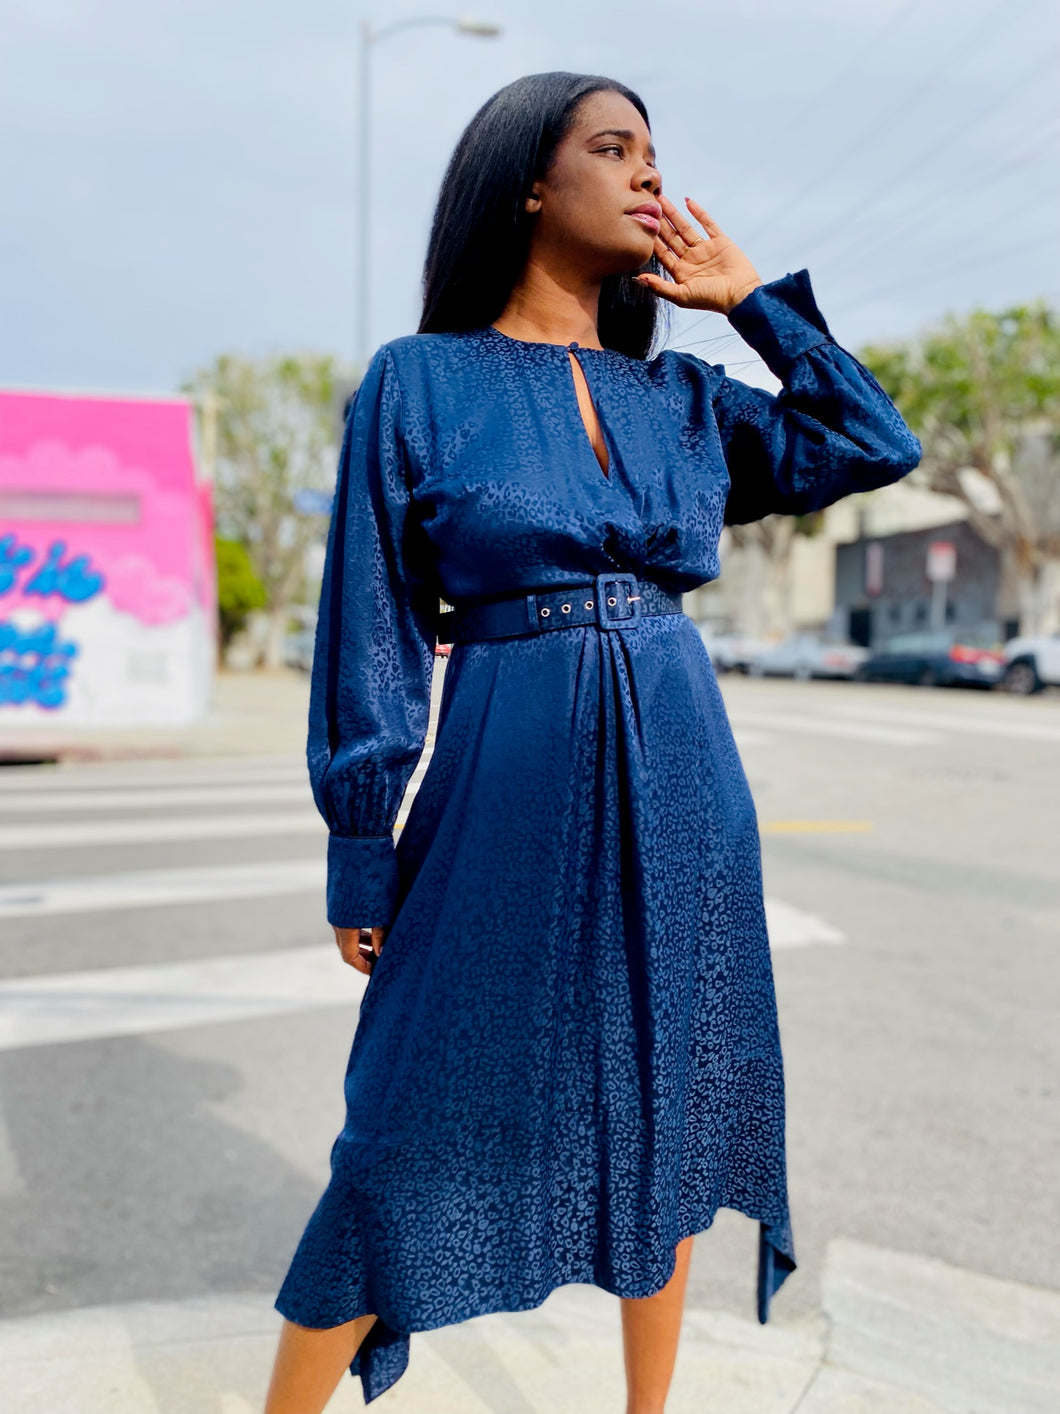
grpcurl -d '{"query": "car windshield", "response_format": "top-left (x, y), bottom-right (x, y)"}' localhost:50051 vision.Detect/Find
top-left (953, 625), bottom-right (1003, 649)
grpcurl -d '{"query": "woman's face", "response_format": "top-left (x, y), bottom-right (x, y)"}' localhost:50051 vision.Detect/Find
top-left (527, 90), bottom-right (663, 278)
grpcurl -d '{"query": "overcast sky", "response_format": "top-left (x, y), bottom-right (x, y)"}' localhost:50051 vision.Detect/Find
top-left (2, 0), bottom-right (1058, 395)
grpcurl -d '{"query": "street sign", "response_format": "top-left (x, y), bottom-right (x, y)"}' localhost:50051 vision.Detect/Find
top-left (926, 541), bottom-right (956, 583)
top-left (865, 541), bottom-right (884, 596)
top-left (293, 488), bottom-right (334, 516)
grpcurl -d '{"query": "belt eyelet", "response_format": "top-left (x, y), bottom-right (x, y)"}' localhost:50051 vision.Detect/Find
top-left (561, 603), bottom-right (571, 613)
top-left (607, 596), bottom-right (617, 606)
top-left (540, 606), bottom-right (550, 617)
top-left (584, 599), bottom-right (593, 609)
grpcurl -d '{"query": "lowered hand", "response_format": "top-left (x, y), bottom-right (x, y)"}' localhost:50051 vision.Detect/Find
top-left (334, 925), bottom-right (386, 975)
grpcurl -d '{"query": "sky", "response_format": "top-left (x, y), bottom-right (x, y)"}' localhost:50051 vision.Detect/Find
top-left (1, 0), bottom-right (1058, 396)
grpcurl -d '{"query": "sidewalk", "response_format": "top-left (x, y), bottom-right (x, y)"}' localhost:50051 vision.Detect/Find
top-left (2, 1239), bottom-right (1056, 1413)
top-left (0, 662), bottom-right (452, 766)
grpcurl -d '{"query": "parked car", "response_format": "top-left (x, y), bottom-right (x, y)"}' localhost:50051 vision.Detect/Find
top-left (854, 628), bottom-right (1006, 688)
top-left (1000, 632), bottom-right (1060, 694)
top-left (696, 627), bottom-right (772, 673)
top-left (746, 632), bottom-right (869, 680)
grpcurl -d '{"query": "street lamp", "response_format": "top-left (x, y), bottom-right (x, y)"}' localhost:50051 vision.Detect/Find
top-left (357, 15), bottom-right (502, 371)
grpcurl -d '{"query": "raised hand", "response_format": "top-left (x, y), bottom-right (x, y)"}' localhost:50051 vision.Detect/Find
top-left (635, 195), bottom-right (763, 315)
top-left (334, 924), bottom-right (386, 975)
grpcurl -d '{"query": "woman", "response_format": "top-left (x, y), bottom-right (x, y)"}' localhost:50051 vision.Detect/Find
top-left (265, 71), bottom-right (920, 1414)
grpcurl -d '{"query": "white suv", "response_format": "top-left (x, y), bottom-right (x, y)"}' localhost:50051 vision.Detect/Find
top-left (1002, 633), bottom-right (1060, 694)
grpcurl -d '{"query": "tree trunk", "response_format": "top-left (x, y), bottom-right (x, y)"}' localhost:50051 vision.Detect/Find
top-left (262, 606), bottom-right (288, 670)
top-left (761, 520), bottom-right (797, 638)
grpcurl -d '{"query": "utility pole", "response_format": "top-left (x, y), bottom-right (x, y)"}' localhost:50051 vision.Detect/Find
top-left (355, 15), bottom-right (501, 373)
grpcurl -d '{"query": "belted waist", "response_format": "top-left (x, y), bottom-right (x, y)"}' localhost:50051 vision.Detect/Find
top-left (436, 572), bottom-right (685, 646)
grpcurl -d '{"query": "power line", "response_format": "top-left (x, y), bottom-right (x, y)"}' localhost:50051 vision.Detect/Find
top-left (742, 0), bottom-right (920, 160)
top-left (738, 0), bottom-right (1035, 251)
top-left (796, 33), bottom-right (1060, 264)
top-left (820, 113), bottom-right (1060, 287)
top-left (830, 229), bottom-right (1060, 319)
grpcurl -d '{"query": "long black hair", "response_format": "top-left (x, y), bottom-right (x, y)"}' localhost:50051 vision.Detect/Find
top-left (419, 72), bottom-right (667, 360)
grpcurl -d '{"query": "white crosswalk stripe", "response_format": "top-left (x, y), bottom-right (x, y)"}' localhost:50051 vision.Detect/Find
top-left (0, 944), bottom-right (358, 1052)
top-left (727, 709), bottom-right (937, 746)
top-left (0, 859), bottom-right (325, 918)
top-left (8, 783), bottom-right (313, 813)
top-left (0, 757), bottom-right (307, 793)
top-left (815, 700), bottom-right (1060, 743)
top-left (0, 810), bottom-right (324, 850)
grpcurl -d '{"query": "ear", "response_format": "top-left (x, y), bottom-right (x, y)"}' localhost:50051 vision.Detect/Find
top-left (524, 187), bottom-right (542, 214)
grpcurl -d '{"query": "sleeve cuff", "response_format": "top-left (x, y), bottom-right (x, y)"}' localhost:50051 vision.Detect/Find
top-left (326, 833), bottom-right (399, 929)
top-left (726, 268), bottom-right (835, 380)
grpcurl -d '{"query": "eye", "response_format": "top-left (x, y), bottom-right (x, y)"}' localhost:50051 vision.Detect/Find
top-left (595, 144), bottom-right (624, 157)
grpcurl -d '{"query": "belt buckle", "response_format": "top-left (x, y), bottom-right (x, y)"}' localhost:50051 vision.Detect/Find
top-left (594, 572), bottom-right (641, 630)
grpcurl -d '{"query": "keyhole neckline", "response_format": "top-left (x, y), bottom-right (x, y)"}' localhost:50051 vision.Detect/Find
top-left (485, 325), bottom-right (606, 353)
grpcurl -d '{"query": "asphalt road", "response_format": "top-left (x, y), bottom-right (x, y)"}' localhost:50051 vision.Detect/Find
top-left (1, 671), bottom-right (1057, 1341)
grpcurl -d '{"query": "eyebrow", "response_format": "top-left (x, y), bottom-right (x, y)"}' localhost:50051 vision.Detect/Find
top-left (588, 128), bottom-right (657, 162)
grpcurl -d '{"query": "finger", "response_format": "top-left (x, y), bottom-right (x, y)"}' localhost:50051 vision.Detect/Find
top-left (635, 272), bottom-right (690, 305)
top-left (659, 193), bottom-right (703, 250)
top-left (657, 222), bottom-right (694, 263)
top-left (371, 925), bottom-right (386, 956)
top-left (652, 236), bottom-right (682, 274)
top-left (339, 939), bottom-right (371, 973)
top-left (684, 197), bottom-right (724, 240)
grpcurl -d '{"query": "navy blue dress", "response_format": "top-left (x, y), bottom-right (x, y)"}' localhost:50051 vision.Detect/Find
top-left (275, 269), bottom-right (921, 1402)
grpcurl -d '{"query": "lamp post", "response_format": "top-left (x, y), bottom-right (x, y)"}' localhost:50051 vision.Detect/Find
top-left (357, 15), bottom-right (501, 372)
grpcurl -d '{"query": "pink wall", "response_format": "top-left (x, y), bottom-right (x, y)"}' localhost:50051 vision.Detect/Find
top-left (0, 389), bottom-right (215, 716)
top-left (0, 391), bottom-right (211, 623)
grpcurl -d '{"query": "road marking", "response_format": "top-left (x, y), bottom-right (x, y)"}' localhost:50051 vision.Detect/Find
top-left (762, 820), bottom-right (873, 834)
top-left (0, 758), bottom-right (307, 793)
top-left (0, 811), bottom-right (324, 851)
top-left (731, 728), bottom-right (775, 748)
top-left (0, 944), bottom-right (358, 1052)
top-left (824, 701), bottom-right (1060, 744)
top-left (765, 898), bottom-right (846, 948)
top-left (0, 893), bottom-right (844, 1049)
top-left (0, 1108), bottom-right (24, 1198)
top-left (729, 710), bottom-right (936, 746)
top-left (3, 783), bottom-right (313, 814)
top-left (0, 859), bottom-right (326, 918)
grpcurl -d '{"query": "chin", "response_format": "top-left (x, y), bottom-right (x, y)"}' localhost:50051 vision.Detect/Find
top-left (596, 239), bottom-right (655, 278)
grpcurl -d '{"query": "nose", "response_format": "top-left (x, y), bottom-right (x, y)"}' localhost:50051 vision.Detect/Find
top-left (635, 162), bottom-right (661, 195)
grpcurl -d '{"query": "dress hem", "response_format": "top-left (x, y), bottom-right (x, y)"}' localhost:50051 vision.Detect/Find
top-left (273, 1201), bottom-right (795, 1404)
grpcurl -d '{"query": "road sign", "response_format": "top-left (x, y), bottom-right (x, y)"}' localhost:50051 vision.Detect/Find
top-left (865, 541), bottom-right (884, 596)
top-left (926, 541), bottom-right (956, 583)
top-left (293, 488), bottom-right (334, 516)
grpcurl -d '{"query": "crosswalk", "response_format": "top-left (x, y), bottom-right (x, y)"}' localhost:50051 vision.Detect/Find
top-left (723, 684), bottom-right (1060, 749)
top-left (0, 740), bottom-right (862, 1053)
top-left (1, 683), bottom-right (1055, 1054)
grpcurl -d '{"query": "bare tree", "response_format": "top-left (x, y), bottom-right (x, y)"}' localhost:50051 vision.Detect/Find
top-left (185, 353), bottom-right (351, 667)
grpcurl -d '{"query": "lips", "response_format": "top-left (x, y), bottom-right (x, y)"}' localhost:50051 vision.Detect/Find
top-left (627, 203), bottom-right (662, 235)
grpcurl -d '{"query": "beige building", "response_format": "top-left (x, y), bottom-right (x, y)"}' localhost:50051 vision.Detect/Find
top-left (686, 479), bottom-right (979, 639)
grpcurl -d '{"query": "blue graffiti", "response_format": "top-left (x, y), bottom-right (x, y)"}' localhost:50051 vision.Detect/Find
top-left (0, 534), bottom-right (105, 602)
top-left (0, 534), bottom-right (35, 594)
top-left (22, 539), bottom-right (106, 601)
top-left (0, 620), bottom-right (79, 710)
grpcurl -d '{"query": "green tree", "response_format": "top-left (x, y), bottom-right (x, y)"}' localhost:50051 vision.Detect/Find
top-left (860, 301), bottom-right (1060, 633)
top-left (214, 536), bottom-right (266, 653)
top-left (185, 354), bottom-right (354, 667)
